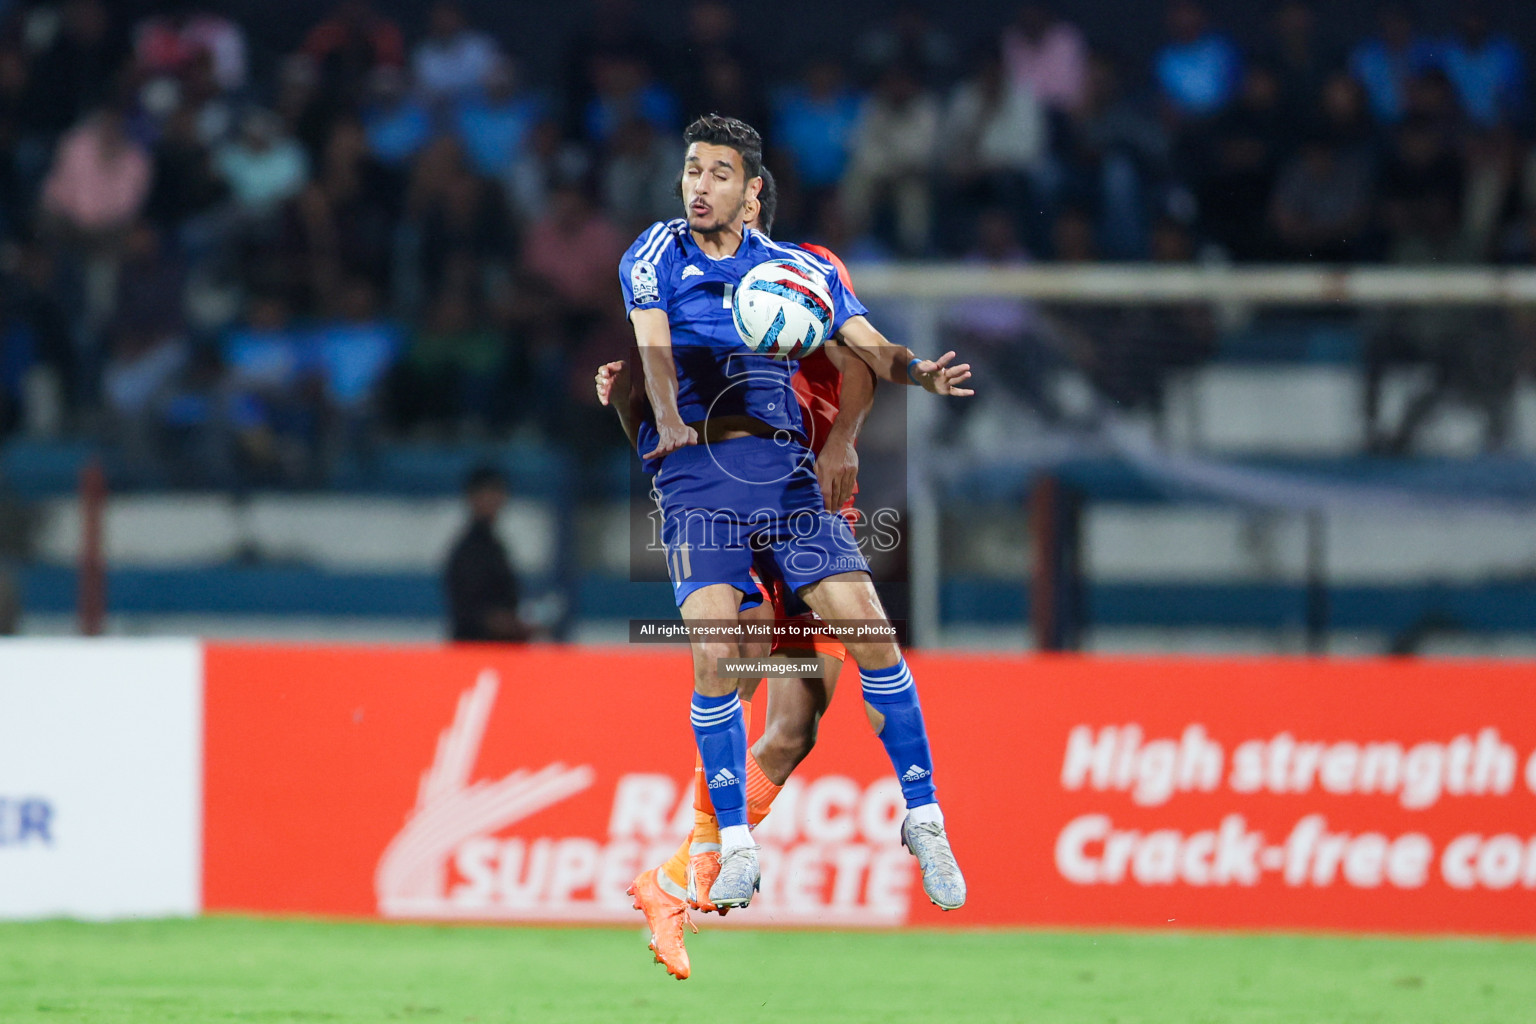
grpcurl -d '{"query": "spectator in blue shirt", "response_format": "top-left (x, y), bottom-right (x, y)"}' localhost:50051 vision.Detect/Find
top-left (582, 54), bottom-right (677, 147)
top-left (1440, 7), bottom-right (1526, 127)
top-left (1349, 4), bottom-right (1435, 123)
top-left (222, 294), bottom-right (322, 485)
top-left (1155, 0), bottom-right (1242, 118)
top-left (362, 66), bottom-right (433, 167)
top-left (774, 60), bottom-right (861, 189)
top-left (223, 294), bottom-right (306, 406)
top-left (312, 277), bottom-right (402, 422)
top-left (454, 59), bottom-right (543, 180)
top-left (413, 0), bottom-right (502, 105)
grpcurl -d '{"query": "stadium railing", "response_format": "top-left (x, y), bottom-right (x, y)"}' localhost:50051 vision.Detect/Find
top-left (848, 263), bottom-right (1536, 654)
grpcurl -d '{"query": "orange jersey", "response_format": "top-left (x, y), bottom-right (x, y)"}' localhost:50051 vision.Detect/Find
top-left (793, 244), bottom-right (855, 455)
top-left (767, 243), bottom-right (858, 659)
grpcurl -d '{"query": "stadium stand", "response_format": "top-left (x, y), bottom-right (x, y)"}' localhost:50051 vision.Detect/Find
top-left (1, 0), bottom-right (1535, 653)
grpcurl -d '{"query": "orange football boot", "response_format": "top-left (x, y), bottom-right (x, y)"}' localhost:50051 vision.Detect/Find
top-left (627, 868), bottom-right (696, 980)
top-left (688, 847), bottom-right (727, 915)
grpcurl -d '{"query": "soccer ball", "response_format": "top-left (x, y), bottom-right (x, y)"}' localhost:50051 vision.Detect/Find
top-left (731, 259), bottom-right (835, 360)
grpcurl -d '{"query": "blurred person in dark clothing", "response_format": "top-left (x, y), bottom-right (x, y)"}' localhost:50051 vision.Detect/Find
top-left (1060, 51), bottom-right (1169, 260)
top-left (112, 222), bottom-right (186, 342)
top-left (1379, 114), bottom-right (1465, 254)
top-left (156, 341), bottom-right (242, 488)
top-left (445, 464), bottom-right (532, 642)
top-left (147, 102), bottom-right (230, 237)
top-left (671, 1), bottom-right (756, 107)
top-left (0, 240), bottom-right (76, 426)
top-left (1196, 63), bottom-right (1288, 260)
top-left (408, 134), bottom-right (514, 303)
top-left (1401, 69), bottom-right (1463, 135)
top-left (21, 0), bottom-right (128, 139)
top-left (559, 0), bottom-right (660, 139)
top-left (1315, 73), bottom-right (1378, 154)
top-left (285, 116), bottom-right (401, 308)
top-left (0, 45), bottom-right (36, 222)
top-left (391, 286), bottom-right (506, 435)
top-left (502, 117), bottom-right (591, 224)
top-left (685, 51), bottom-right (767, 140)
top-left (275, 54), bottom-right (339, 163)
top-left (936, 47), bottom-right (1048, 254)
top-left (857, 1), bottom-right (958, 89)
top-left (1261, 0), bottom-right (1333, 123)
top-left (1366, 125), bottom-right (1510, 455)
top-left (1050, 205), bottom-right (1097, 262)
top-left (301, 0), bottom-right (405, 107)
top-left (1268, 133), bottom-right (1374, 261)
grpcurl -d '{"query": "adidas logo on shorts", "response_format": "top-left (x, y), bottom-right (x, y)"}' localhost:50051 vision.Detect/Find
top-left (901, 764), bottom-right (931, 783)
top-left (708, 768), bottom-right (738, 789)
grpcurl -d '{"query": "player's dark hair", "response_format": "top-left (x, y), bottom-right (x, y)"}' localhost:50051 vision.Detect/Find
top-left (682, 113), bottom-right (764, 183)
top-left (756, 166), bottom-right (778, 236)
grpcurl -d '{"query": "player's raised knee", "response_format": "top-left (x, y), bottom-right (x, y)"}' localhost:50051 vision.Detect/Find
top-left (691, 640), bottom-right (739, 695)
top-left (843, 638), bottom-right (902, 672)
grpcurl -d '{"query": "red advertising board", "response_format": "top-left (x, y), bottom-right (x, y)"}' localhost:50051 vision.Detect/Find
top-left (203, 646), bottom-right (1536, 933)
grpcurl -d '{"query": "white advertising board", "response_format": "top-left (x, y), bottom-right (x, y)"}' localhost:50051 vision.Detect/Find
top-left (0, 640), bottom-right (202, 918)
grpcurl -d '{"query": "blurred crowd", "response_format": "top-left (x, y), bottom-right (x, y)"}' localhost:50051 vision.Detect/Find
top-left (0, 0), bottom-right (1533, 483)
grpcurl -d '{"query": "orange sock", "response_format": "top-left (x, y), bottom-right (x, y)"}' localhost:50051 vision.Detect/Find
top-left (668, 751), bottom-right (779, 889)
top-left (660, 836), bottom-right (691, 891)
top-left (745, 753), bottom-right (782, 826)
top-left (662, 695), bottom-right (757, 890)
top-left (691, 748), bottom-right (712, 825)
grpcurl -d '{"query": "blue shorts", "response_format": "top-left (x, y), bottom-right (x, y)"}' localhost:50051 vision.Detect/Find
top-left (655, 435), bottom-right (869, 609)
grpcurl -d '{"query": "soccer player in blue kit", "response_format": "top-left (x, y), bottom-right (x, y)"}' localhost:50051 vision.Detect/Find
top-left (620, 114), bottom-right (973, 913)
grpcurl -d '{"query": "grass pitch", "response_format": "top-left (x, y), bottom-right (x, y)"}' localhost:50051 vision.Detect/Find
top-left (0, 917), bottom-right (1533, 1023)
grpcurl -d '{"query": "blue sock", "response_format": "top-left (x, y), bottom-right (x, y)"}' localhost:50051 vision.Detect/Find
top-left (691, 690), bottom-right (748, 829)
top-left (861, 658), bottom-right (937, 809)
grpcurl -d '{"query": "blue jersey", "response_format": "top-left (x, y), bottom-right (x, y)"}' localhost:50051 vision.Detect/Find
top-left (619, 218), bottom-right (868, 470)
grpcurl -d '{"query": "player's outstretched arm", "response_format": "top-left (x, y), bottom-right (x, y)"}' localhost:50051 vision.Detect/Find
top-left (595, 360), bottom-right (643, 448)
top-left (835, 316), bottom-right (975, 397)
top-left (631, 308), bottom-right (698, 458)
top-left (818, 345), bottom-right (876, 512)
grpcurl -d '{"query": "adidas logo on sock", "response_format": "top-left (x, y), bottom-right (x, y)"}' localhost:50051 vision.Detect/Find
top-left (707, 768), bottom-right (738, 789)
top-left (901, 764), bottom-right (931, 783)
